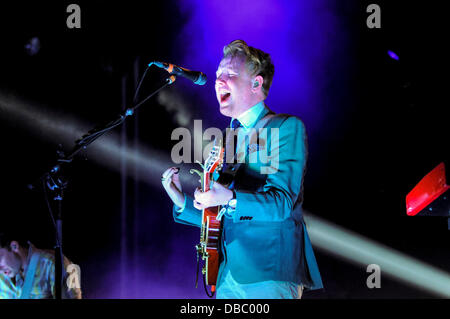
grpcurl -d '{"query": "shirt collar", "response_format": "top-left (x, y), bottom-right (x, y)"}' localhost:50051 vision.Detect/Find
top-left (18, 242), bottom-right (35, 278)
top-left (231, 101), bottom-right (266, 129)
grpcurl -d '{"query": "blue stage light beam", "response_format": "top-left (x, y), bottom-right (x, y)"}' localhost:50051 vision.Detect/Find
top-left (0, 91), bottom-right (197, 188)
top-left (304, 212), bottom-right (450, 297)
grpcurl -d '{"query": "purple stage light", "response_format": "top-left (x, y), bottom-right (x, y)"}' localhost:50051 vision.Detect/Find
top-left (388, 50), bottom-right (400, 61)
top-left (25, 37), bottom-right (41, 56)
top-left (172, 0), bottom-right (350, 133)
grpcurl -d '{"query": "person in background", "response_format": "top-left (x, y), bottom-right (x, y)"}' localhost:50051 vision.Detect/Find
top-left (0, 231), bottom-right (82, 299)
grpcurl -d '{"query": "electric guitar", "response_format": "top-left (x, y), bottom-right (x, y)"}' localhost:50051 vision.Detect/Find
top-left (190, 143), bottom-right (224, 296)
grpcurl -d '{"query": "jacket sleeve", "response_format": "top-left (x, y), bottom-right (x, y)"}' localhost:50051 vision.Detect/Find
top-left (172, 194), bottom-right (202, 228)
top-left (233, 116), bottom-right (307, 223)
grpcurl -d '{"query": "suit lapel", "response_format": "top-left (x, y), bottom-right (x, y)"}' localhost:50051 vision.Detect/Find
top-left (219, 104), bottom-right (276, 184)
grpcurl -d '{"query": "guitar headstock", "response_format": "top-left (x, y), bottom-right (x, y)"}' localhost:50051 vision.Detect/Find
top-left (190, 142), bottom-right (224, 190)
top-left (205, 144), bottom-right (224, 175)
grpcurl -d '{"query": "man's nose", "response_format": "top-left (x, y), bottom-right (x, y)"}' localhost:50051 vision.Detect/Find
top-left (215, 78), bottom-right (226, 88)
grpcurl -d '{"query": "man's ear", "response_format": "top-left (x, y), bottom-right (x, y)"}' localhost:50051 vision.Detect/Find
top-left (10, 241), bottom-right (20, 253)
top-left (252, 75), bottom-right (264, 92)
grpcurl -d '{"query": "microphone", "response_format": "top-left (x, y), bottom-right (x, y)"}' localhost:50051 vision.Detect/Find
top-left (149, 61), bottom-right (207, 85)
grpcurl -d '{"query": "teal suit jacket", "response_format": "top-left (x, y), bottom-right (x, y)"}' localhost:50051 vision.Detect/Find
top-left (173, 106), bottom-right (323, 291)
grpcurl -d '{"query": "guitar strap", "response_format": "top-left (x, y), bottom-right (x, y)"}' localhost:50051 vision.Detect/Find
top-left (19, 252), bottom-right (39, 299)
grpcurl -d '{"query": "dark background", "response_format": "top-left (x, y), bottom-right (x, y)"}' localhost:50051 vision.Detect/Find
top-left (0, 1), bottom-right (448, 298)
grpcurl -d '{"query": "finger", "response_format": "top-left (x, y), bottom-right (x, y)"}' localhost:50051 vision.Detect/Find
top-left (161, 173), bottom-right (173, 186)
top-left (172, 168), bottom-right (181, 181)
top-left (162, 167), bottom-right (179, 184)
top-left (211, 181), bottom-right (225, 190)
top-left (193, 200), bottom-right (204, 210)
top-left (162, 167), bottom-right (180, 179)
top-left (194, 187), bottom-right (204, 201)
top-left (162, 169), bottom-right (172, 179)
top-left (161, 167), bottom-right (173, 179)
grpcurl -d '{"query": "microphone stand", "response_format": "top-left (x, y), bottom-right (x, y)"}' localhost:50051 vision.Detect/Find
top-left (36, 75), bottom-right (176, 299)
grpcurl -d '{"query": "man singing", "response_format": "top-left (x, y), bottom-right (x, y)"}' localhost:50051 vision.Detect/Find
top-left (161, 40), bottom-right (322, 299)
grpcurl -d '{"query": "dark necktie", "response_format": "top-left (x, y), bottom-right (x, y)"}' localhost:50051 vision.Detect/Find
top-left (231, 119), bottom-right (242, 130)
top-left (221, 119), bottom-right (242, 175)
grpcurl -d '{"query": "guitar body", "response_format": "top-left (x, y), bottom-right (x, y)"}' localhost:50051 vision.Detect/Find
top-left (201, 206), bottom-right (221, 286)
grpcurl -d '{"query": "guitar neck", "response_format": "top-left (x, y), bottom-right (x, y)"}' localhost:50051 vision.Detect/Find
top-left (203, 172), bottom-right (211, 192)
top-left (202, 144), bottom-right (223, 192)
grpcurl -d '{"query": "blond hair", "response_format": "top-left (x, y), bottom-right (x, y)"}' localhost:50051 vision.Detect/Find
top-left (223, 40), bottom-right (275, 97)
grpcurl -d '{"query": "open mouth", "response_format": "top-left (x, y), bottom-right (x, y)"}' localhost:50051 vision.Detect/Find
top-left (220, 92), bottom-right (231, 103)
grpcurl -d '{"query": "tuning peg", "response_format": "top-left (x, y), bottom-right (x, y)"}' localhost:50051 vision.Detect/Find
top-left (194, 160), bottom-right (205, 170)
top-left (189, 169), bottom-right (203, 179)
